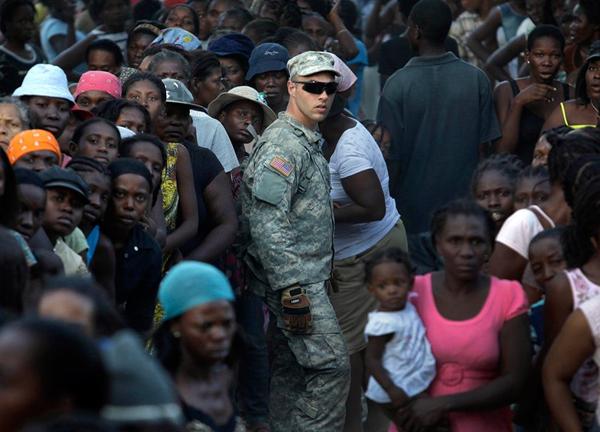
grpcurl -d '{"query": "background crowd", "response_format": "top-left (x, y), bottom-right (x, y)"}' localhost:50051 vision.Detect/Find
top-left (0, 0), bottom-right (599, 431)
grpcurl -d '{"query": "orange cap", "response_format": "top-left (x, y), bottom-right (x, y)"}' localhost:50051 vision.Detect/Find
top-left (7, 129), bottom-right (62, 165)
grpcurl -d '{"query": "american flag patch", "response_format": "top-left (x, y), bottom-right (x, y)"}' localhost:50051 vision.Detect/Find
top-left (269, 156), bottom-right (293, 177)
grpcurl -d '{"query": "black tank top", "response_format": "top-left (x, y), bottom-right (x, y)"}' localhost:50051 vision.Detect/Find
top-left (509, 79), bottom-right (570, 164)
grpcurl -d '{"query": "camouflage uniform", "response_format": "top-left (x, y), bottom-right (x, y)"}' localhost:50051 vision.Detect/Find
top-left (241, 54), bottom-right (350, 429)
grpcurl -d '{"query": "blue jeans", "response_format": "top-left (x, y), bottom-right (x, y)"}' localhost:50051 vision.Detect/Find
top-left (236, 290), bottom-right (270, 426)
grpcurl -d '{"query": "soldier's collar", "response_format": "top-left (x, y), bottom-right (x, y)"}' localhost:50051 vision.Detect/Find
top-left (279, 112), bottom-right (322, 145)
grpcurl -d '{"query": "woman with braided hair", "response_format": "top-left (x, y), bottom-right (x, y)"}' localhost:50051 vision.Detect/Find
top-left (543, 151), bottom-right (600, 431)
top-left (489, 128), bottom-right (600, 303)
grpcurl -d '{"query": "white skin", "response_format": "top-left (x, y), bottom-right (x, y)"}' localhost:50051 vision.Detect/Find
top-left (286, 71), bottom-right (337, 129)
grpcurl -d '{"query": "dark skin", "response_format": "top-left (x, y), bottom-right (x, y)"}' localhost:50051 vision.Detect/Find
top-left (365, 262), bottom-right (415, 414)
top-left (47, 0), bottom-right (77, 55)
top-left (252, 70), bottom-right (289, 114)
top-left (494, 37), bottom-right (570, 154)
top-left (154, 104), bottom-right (199, 254)
top-left (74, 169), bottom-right (116, 300)
top-left (170, 301), bottom-right (236, 427)
top-left (466, 0), bottom-right (526, 64)
top-left (543, 59), bottom-right (600, 130)
top-left (397, 214), bottom-right (531, 431)
top-left (184, 170), bottom-right (237, 263)
top-left (543, 307), bottom-right (595, 431)
top-left (2, 4), bottom-right (36, 60)
top-left (488, 182), bottom-right (570, 284)
top-left (320, 112), bottom-right (386, 432)
top-left (25, 96), bottom-right (72, 138)
top-left (321, 113), bottom-right (386, 223)
top-left (127, 32), bottom-right (155, 69)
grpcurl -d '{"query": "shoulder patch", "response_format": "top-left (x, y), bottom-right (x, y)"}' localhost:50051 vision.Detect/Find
top-left (269, 156), bottom-right (293, 177)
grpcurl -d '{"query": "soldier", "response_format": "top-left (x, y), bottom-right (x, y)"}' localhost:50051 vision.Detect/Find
top-left (241, 51), bottom-right (350, 431)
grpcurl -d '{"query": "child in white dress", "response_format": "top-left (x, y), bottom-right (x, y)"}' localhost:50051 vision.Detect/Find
top-left (364, 248), bottom-right (436, 427)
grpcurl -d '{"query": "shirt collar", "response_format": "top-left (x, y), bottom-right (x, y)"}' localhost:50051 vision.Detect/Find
top-left (405, 51), bottom-right (458, 67)
top-left (279, 112), bottom-right (323, 146)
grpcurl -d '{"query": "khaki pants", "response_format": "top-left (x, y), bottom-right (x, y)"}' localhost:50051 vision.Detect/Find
top-left (329, 222), bottom-right (408, 354)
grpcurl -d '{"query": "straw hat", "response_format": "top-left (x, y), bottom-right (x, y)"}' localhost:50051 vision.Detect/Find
top-left (207, 86), bottom-right (277, 127)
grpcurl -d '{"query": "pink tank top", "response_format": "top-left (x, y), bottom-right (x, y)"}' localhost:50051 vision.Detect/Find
top-left (565, 268), bottom-right (600, 404)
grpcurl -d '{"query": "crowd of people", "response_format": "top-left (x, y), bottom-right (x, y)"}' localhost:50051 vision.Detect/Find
top-left (0, 0), bottom-right (599, 431)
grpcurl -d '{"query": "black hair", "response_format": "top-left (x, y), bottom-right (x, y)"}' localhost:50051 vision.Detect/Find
top-left (108, 157), bottom-right (154, 190)
top-left (579, 0), bottom-right (600, 27)
top-left (408, 0), bottom-right (452, 44)
top-left (147, 50), bottom-right (192, 82)
top-left (562, 157), bottom-right (600, 268)
top-left (39, 276), bottom-right (125, 337)
top-left (141, 43), bottom-right (192, 62)
top-left (546, 127), bottom-right (600, 184)
top-left (242, 18), bottom-right (279, 43)
top-left (120, 134), bottom-right (167, 168)
top-left (164, 4), bottom-right (200, 35)
top-left (398, 0), bottom-right (419, 18)
top-left (470, 154), bottom-right (524, 196)
top-left (0, 0), bottom-right (34, 35)
top-left (85, 39), bottom-right (124, 67)
top-left (127, 19), bottom-right (165, 40)
top-left (133, 0), bottom-right (162, 21)
top-left (364, 247), bottom-right (414, 284)
top-left (562, 153), bottom-right (600, 208)
top-left (530, 226), bottom-right (564, 246)
top-left (303, 0), bottom-right (333, 18)
top-left (221, 6), bottom-right (254, 29)
top-left (122, 72), bottom-right (167, 103)
top-left (92, 99), bottom-right (152, 134)
top-left (279, 2), bottom-right (302, 28)
top-left (88, 0), bottom-right (128, 22)
top-left (0, 149), bottom-right (19, 228)
top-left (67, 156), bottom-right (111, 177)
top-left (575, 40), bottom-right (600, 105)
top-left (6, 318), bottom-right (109, 412)
top-left (430, 198), bottom-right (496, 247)
top-left (516, 164), bottom-right (550, 191)
top-left (276, 28), bottom-right (319, 52)
top-left (0, 227), bottom-right (28, 316)
top-left (191, 51), bottom-right (222, 81)
top-left (71, 118), bottom-right (121, 150)
top-left (527, 24), bottom-right (565, 52)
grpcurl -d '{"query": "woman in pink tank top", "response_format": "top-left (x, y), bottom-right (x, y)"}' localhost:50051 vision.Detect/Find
top-left (395, 200), bottom-right (530, 432)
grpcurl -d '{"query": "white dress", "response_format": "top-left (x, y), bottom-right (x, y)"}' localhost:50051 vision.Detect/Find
top-left (365, 302), bottom-right (436, 403)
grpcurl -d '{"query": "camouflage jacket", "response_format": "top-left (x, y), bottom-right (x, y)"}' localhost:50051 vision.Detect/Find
top-left (241, 112), bottom-right (334, 291)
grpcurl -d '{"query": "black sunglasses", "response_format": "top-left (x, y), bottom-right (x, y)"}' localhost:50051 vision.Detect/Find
top-left (293, 80), bottom-right (338, 95)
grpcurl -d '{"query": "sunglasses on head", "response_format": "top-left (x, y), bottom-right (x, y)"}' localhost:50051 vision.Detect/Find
top-left (293, 80), bottom-right (338, 95)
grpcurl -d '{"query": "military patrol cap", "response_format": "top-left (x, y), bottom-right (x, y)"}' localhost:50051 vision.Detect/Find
top-left (287, 51), bottom-right (340, 79)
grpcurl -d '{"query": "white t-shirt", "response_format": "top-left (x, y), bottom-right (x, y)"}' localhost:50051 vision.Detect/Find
top-left (580, 295), bottom-right (600, 424)
top-left (364, 303), bottom-right (436, 403)
top-left (329, 122), bottom-right (400, 260)
top-left (495, 205), bottom-right (554, 259)
top-left (191, 109), bottom-right (239, 173)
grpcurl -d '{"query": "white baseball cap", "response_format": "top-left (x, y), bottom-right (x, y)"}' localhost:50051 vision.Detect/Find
top-left (13, 64), bottom-right (75, 104)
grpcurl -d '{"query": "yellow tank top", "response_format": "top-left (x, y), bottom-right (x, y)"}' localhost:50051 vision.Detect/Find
top-left (560, 102), bottom-right (597, 129)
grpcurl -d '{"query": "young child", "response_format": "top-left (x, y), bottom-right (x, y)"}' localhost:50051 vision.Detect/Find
top-left (40, 166), bottom-right (90, 276)
top-left (364, 248), bottom-right (436, 427)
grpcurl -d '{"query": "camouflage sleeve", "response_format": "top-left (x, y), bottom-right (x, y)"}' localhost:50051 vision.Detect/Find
top-left (247, 140), bottom-right (306, 290)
